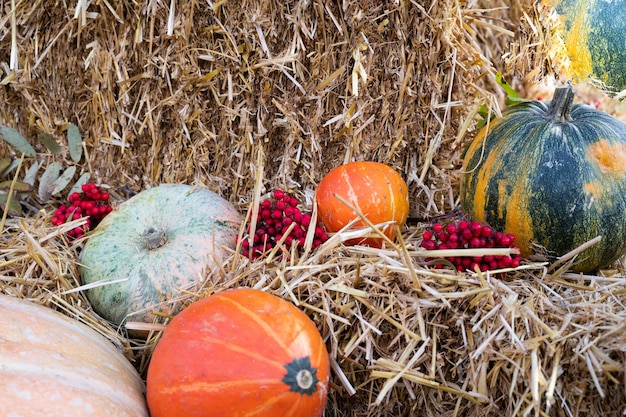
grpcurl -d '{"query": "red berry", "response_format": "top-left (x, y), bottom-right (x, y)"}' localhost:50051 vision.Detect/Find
top-left (421, 239), bottom-right (436, 250)
top-left (470, 222), bottom-right (482, 237)
top-left (499, 234), bottom-right (511, 246)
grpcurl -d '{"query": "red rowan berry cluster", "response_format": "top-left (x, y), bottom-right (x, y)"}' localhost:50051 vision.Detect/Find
top-left (51, 183), bottom-right (113, 239)
top-left (420, 219), bottom-right (521, 273)
top-left (239, 189), bottom-right (329, 259)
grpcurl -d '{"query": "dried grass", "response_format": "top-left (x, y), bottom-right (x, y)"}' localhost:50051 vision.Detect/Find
top-left (1, 1), bottom-right (626, 416)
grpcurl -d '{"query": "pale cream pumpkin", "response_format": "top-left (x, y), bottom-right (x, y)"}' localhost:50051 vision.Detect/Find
top-left (0, 295), bottom-right (149, 417)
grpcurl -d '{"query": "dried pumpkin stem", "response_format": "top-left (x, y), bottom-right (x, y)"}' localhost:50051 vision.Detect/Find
top-left (547, 83), bottom-right (575, 122)
top-left (142, 225), bottom-right (167, 249)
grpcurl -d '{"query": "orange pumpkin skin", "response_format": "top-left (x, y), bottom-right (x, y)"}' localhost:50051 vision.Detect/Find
top-left (146, 288), bottom-right (330, 417)
top-left (315, 161), bottom-right (409, 247)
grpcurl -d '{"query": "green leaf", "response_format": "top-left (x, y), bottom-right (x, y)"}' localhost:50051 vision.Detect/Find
top-left (38, 161), bottom-right (61, 201)
top-left (67, 123), bottom-right (83, 162)
top-left (0, 192), bottom-right (23, 216)
top-left (0, 125), bottom-right (36, 157)
top-left (37, 132), bottom-right (61, 156)
top-left (48, 166), bottom-right (77, 196)
top-left (476, 73), bottom-right (533, 130)
top-left (495, 71), bottom-right (519, 99)
top-left (22, 161), bottom-right (39, 187)
top-left (69, 172), bottom-right (91, 195)
top-left (0, 180), bottom-right (32, 192)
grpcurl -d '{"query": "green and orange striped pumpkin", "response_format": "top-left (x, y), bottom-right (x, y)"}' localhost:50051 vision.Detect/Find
top-left (544, 0), bottom-right (626, 91)
top-left (146, 288), bottom-right (330, 417)
top-left (460, 84), bottom-right (626, 272)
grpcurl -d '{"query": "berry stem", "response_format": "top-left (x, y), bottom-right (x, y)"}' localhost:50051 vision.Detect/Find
top-left (142, 225), bottom-right (167, 249)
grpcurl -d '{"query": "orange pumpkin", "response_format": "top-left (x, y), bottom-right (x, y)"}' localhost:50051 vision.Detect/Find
top-left (315, 161), bottom-right (409, 247)
top-left (0, 295), bottom-right (149, 417)
top-left (146, 288), bottom-right (330, 417)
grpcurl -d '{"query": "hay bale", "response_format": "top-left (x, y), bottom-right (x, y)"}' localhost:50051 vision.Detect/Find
top-left (1, 1), bottom-right (625, 416)
top-left (1, 0), bottom-right (529, 214)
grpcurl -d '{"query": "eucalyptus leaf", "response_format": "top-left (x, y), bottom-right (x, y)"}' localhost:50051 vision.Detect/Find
top-left (38, 161), bottom-right (61, 201)
top-left (0, 192), bottom-right (23, 216)
top-left (0, 125), bottom-right (36, 157)
top-left (69, 172), bottom-right (91, 195)
top-left (67, 123), bottom-right (83, 162)
top-left (37, 132), bottom-right (62, 156)
top-left (48, 166), bottom-right (77, 196)
top-left (23, 161), bottom-right (40, 186)
top-left (1, 159), bottom-right (19, 178)
top-left (0, 180), bottom-right (32, 192)
top-left (0, 157), bottom-right (12, 175)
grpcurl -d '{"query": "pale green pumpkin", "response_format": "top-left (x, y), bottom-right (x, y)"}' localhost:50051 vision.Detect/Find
top-left (81, 184), bottom-right (241, 330)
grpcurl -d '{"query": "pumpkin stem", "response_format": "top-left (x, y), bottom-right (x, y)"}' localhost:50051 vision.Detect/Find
top-left (281, 356), bottom-right (320, 396)
top-left (547, 83), bottom-right (575, 122)
top-left (142, 226), bottom-right (167, 249)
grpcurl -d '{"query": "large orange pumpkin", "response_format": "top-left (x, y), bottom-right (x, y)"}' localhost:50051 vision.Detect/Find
top-left (0, 295), bottom-right (149, 417)
top-left (146, 288), bottom-right (330, 417)
top-left (315, 161), bottom-right (409, 247)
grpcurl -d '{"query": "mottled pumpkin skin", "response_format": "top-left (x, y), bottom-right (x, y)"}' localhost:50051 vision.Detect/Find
top-left (545, 0), bottom-right (626, 91)
top-left (146, 288), bottom-right (330, 417)
top-left (461, 87), bottom-right (626, 272)
top-left (315, 161), bottom-right (409, 247)
top-left (81, 184), bottom-right (241, 329)
top-left (0, 295), bottom-right (149, 417)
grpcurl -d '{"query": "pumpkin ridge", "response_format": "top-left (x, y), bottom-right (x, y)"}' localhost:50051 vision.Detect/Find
top-left (243, 389), bottom-right (301, 417)
top-left (284, 394), bottom-right (304, 417)
top-left (1, 368), bottom-right (146, 415)
top-left (340, 168), bottom-right (364, 217)
top-left (189, 332), bottom-right (287, 371)
top-left (158, 378), bottom-right (284, 395)
top-left (214, 293), bottom-right (302, 358)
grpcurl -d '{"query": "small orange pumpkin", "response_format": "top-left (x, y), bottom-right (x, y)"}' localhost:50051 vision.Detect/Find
top-left (146, 288), bottom-right (330, 417)
top-left (315, 161), bottom-right (409, 247)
